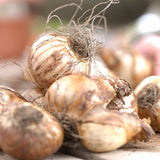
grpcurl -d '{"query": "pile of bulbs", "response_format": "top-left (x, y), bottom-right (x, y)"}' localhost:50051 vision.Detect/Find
top-left (0, 29), bottom-right (158, 160)
top-left (0, 1), bottom-right (160, 159)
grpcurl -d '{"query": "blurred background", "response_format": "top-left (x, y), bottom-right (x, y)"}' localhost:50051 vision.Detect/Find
top-left (0, 0), bottom-right (160, 78)
top-left (0, 0), bottom-right (160, 92)
top-left (0, 0), bottom-right (160, 59)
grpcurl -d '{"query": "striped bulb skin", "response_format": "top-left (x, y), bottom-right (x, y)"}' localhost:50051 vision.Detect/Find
top-left (24, 32), bottom-right (90, 88)
top-left (24, 31), bottom-right (115, 89)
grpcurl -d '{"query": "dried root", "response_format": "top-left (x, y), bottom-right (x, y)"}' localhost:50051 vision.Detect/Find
top-left (135, 76), bottom-right (160, 132)
top-left (23, 0), bottom-right (119, 88)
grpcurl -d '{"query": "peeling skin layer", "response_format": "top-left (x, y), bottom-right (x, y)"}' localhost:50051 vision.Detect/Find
top-left (45, 74), bottom-right (135, 117)
top-left (44, 74), bottom-right (119, 117)
top-left (0, 86), bottom-right (27, 102)
top-left (107, 93), bottom-right (138, 114)
top-left (44, 74), bottom-right (154, 152)
top-left (90, 75), bottom-right (137, 114)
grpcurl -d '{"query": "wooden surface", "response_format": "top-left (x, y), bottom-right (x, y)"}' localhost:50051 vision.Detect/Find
top-left (1, 134), bottom-right (160, 160)
top-left (62, 134), bottom-right (160, 160)
top-left (0, 151), bottom-right (83, 160)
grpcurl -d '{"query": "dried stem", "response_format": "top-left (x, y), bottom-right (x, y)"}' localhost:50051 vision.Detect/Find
top-left (91, 15), bottom-right (107, 33)
top-left (44, 0), bottom-right (119, 78)
top-left (46, 2), bottom-right (82, 31)
top-left (97, 10), bottom-right (106, 27)
top-left (81, 0), bottom-right (119, 27)
top-left (68, 0), bottom-right (83, 27)
top-left (77, 8), bottom-right (92, 26)
top-left (45, 15), bottom-right (64, 31)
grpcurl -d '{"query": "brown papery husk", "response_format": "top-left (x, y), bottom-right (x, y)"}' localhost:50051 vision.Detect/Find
top-left (43, 73), bottom-right (137, 120)
top-left (44, 74), bottom-right (116, 117)
top-left (44, 74), bottom-right (154, 152)
top-left (44, 71), bottom-right (140, 147)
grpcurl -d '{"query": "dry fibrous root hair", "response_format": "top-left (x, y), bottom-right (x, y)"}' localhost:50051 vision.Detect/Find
top-left (23, 0), bottom-right (119, 89)
top-left (45, 0), bottom-right (119, 62)
top-left (137, 84), bottom-right (160, 109)
top-left (135, 76), bottom-right (160, 132)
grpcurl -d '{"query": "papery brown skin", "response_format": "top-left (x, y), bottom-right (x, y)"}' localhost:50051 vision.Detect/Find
top-left (99, 46), bottom-right (154, 88)
top-left (22, 87), bottom-right (46, 108)
top-left (77, 107), bottom-right (153, 152)
top-left (44, 74), bottom-right (115, 116)
top-left (24, 31), bottom-right (115, 89)
top-left (135, 76), bottom-right (160, 132)
top-left (96, 75), bottom-right (138, 114)
top-left (44, 74), bottom-right (137, 116)
top-left (44, 74), bottom-right (154, 152)
top-left (0, 87), bottom-right (63, 160)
